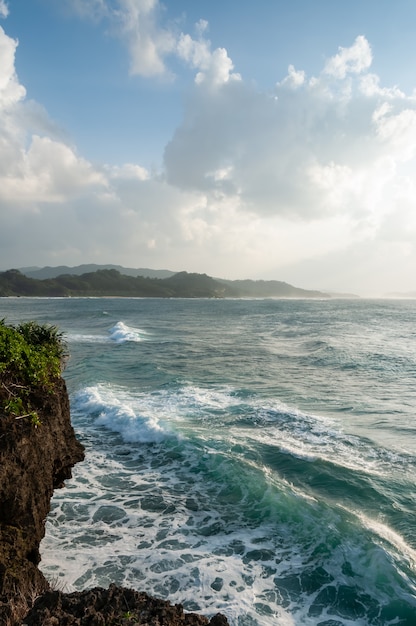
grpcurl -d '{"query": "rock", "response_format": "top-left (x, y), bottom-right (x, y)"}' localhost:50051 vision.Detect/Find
top-left (0, 377), bottom-right (85, 625)
top-left (24, 584), bottom-right (228, 625)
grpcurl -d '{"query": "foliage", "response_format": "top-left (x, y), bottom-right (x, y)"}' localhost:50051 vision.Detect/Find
top-left (0, 319), bottom-right (67, 426)
top-left (0, 268), bottom-right (330, 298)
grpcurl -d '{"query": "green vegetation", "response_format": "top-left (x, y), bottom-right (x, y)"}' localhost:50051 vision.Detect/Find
top-left (0, 268), bottom-right (330, 298)
top-left (0, 320), bottom-right (67, 426)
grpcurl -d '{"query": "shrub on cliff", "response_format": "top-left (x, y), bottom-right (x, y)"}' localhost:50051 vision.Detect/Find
top-left (0, 320), bottom-right (67, 425)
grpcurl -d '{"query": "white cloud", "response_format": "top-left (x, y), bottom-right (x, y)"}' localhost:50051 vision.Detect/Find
top-left (165, 35), bottom-right (416, 228)
top-left (177, 32), bottom-right (240, 87)
top-left (0, 135), bottom-right (106, 205)
top-left (107, 163), bottom-right (149, 181)
top-left (162, 34), bottom-right (416, 292)
top-left (67, 0), bottom-right (239, 84)
top-left (102, 0), bottom-right (240, 85)
top-left (280, 64), bottom-right (306, 88)
top-left (374, 105), bottom-right (416, 160)
top-left (116, 0), bottom-right (176, 77)
top-left (195, 19), bottom-right (208, 38)
top-left (0, 1), bottom-right (8, 19)
top-left (0, 28), bottom-right (106, 208)
top-left (194, 47), bottom-right (240, 87)
top-left (66, 0), bottom-right (175, 77)
top-left (177, 33), bottom-right (211, 73)
top-left (0, 27), bottom-right (26, 108)
top-left (323, 35), bottom-right (372, 79)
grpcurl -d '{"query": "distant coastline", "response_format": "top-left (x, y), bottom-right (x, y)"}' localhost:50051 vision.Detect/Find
top-left (0, 265), bottom-right (333, 299)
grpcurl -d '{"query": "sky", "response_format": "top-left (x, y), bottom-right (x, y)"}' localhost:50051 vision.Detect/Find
top-left (1, 0), bottom-right (416, 295)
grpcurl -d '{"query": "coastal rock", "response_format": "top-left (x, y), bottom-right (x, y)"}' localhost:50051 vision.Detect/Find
top-left (24, 584), bottom-right (229, 625)
top-left (0, 377), bottom-right (85, 625)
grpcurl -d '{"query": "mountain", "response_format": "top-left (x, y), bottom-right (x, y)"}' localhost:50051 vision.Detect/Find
top-left (218, 278), bottom-right (326, 299)
top-left (0, 268), bottom-right (330, 299)
top-left (18, 264), bottom-right (176, 280)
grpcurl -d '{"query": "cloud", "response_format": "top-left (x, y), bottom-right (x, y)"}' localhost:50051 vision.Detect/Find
top-left (114, 0), bottom-right (176, 77)
top-left (0, 135), bottom-right (106, 205)
top-left (323, 35), bottom-right (372, 79)
top-left (0, 27), bottom-right (26, 108)
top-left (0, 27), bottom-right (106, 209)
top-left (0, 24), bottom-right (236, 269)
top-left (107, 163), bottom-right (149, 181)
top-left (0, 1), bottom-right (8, 19)
top-left (177, 32), bottom-right (240, 87)
top-left (66, 0), bottom-right (175, 76)
top-left (164, 35), bottom-right (416, 230)
top-left (280, 64), bottom-right (306, 88)
top-left (66, 0), bottom-right (240, 84)
top-left (280, 236), bottom-right (416, 296)
top-left (66, 0), bottom-right (108, 20)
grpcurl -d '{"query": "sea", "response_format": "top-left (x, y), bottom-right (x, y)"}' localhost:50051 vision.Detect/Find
top-left (1, 297), bottom-right (416, 626)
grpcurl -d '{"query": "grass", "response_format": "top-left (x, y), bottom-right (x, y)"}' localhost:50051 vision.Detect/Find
top-left (0, 320), bottom-right (67, 425)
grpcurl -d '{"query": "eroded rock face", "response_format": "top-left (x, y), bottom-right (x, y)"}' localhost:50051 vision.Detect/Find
top-left (24, 584), bottom-right (229, 626)
top-left (0, 378), bottom-right (85, 625)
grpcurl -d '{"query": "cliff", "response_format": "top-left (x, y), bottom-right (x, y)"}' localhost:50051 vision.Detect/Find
top-left (0, 375), bottom-right (85, 624)
top-left (0, 322), bottom-right (228, 625)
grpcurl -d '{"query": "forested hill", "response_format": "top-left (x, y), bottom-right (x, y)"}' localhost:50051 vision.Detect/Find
top-left (0, 269), bottom-right (329, 298)
top-left (19, 264), bottom-right (175, 280)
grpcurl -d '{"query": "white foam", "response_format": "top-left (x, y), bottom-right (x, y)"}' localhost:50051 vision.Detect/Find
top-left (40, 440), bottom-right (314, 625)
top-left (73, 385), bottom-right (169, 443)
top-left (108, 321), bottom-right (148, 343)
top-left (41, 430), bottom-right (394, 626)
top-left (68, 333), bottom-right (108, 344)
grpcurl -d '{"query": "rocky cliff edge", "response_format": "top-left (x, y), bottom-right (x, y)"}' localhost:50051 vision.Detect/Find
top-left (0, 376), bottom-right (85, 624)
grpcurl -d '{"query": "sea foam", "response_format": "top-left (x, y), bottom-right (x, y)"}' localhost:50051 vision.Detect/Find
top-left (73, 385), bottom-right (169, 443)
top-left (108, 321), bottom-right (148, 343)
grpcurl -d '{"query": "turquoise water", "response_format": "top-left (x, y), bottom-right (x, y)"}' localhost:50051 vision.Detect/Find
top-left (1, 297), bottom-right (416, 625)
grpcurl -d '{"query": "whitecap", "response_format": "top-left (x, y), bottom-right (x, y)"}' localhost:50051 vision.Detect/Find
top-left (73, 385), bottom-right (169, 444)
top-left (354, 511), bottom-right (416, 572)
top-left (108, 321), bottom-right (148, 343)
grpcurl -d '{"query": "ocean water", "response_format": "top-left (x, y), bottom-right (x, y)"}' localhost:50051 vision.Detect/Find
top-left (1, 297), bottom-right (416, 625)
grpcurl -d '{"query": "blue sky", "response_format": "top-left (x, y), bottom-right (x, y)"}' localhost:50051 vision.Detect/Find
top-left (1, 0), bottom-right (416, 294)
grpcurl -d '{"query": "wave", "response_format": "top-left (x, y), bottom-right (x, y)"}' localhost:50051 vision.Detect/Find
top-left (353, 511), bottom-right (416, 572)
top-left (72, 385), bottom-right (170, 443)
top-left (244, 404), bottom-right (391, 474)
top-left (66, 322), bottom-right (149, 345)
top-left (72, 382), bottom-right (413, 480)
top-left (108, 321), bottom-right (149, 343)
top-left (71, 381), bottom-right (416, 554)
top-left (174, 386), bottom-right (413, 476)
top-left (53, 382), bottom-right (416, 624)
